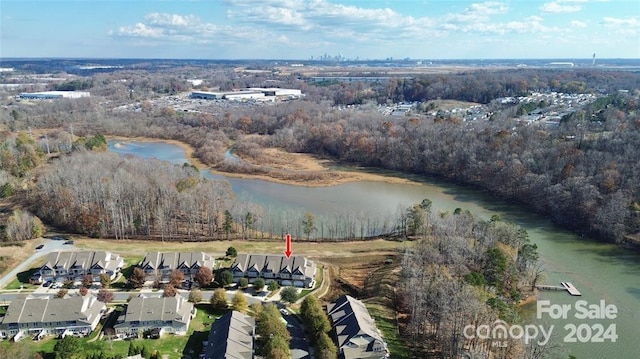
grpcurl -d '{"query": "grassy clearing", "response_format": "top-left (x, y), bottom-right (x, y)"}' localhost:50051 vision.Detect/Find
top-left (4, 267), bottom-right (41, 290)
top-left (73, 238), bottom-right (411, 258)
top-left (320, 249), bottom-right (411, 358)
top-left (323, 253), bottom-right (398, 289)
top-left (0, 238), bottom-right (39, 279)
top-left (83, 335), bottom-right (189, 359)
top-left (111, 256), bottom-right (143, 290)
top-left (299, 265), bottom-right (323, 297)
top-left (366, 303), bottom-right (410, 359)
top-left (214, 256), bottom-right (233, 269)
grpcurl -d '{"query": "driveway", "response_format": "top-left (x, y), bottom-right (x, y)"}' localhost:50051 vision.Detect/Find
top-left (282, 311), bottom-right (310, 359)
top-left (0, 237), bottom-right (76, 290)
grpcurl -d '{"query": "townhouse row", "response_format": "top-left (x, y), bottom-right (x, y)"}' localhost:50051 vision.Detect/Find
top-left (0, 293), bottom-right (194, 342)
top-left (30, 251), bottom-right (316, 289)
top-left (0, 292), bottom-right (385, 359)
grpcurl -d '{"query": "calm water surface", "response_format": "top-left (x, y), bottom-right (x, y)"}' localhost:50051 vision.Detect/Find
top-left (109, 140), bottom-right (640, 358)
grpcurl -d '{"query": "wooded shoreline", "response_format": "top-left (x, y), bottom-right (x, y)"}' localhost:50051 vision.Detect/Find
top-left (108, 135), bottom-right (420, 188)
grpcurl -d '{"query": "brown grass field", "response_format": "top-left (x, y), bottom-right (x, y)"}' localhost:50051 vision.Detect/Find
top-left (0, 238), bottom-right (41, 278)
top-left (73, 237), bottom-right (411, 258)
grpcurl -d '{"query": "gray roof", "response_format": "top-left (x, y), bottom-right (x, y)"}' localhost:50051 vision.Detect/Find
top-left (139, 252), bottom-right (214, 271)
top-left (231, 254), bottom-right (315, 278)
top-left (326, 295), bottom-right (384, 357)
top-left (41, 251), bottom-right (123, 273)
top-left (114, 295), bottom-right (193, 329)
top-left (1, 295), bottom-right (105, 327)
top-left (204, 311), bottom-right (254, 359)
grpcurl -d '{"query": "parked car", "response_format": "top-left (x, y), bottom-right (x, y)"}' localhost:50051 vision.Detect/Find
top-left (43, 281), bottom-right (52, 287)
top-left (35, 244), bottom-right (44, 250)
top-left (64, 240), bottom-right (74, 245)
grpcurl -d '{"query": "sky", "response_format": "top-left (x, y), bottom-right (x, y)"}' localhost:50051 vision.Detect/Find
top-left (1, 0), bottom-right (638, 60)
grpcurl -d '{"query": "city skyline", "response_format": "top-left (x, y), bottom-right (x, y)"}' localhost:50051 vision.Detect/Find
top-left (1, 0), bottom-right (638, 60)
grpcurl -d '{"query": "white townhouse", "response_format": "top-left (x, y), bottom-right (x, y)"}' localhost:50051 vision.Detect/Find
top-left (230, 254), bottom-right (316, 288)
top-left (0, 295), bottom-right (106, 342)
top-left (31, 251), bottom-right (124, 283)
top-left (137, 252), bottom-right (215, 282)
top-left (113, 294), bottom-right (195, 338)
top-left (203, 311), bottom-right (255, 359)
top-left (326, 295), bottom-right (388, 359)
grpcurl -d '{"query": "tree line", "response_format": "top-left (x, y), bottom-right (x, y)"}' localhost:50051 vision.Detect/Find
top-left (34, 151), bottom-right (236, 240)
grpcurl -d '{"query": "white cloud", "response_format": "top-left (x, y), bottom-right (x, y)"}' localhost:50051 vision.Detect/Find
top-left (540, 2), bottom-right (582, 14)
top-left (600, 16), bottom-right (639, 36)
top-left (570, 20), bottom-right (587, 28)
top-left (499, 16), bottom-right (557, 34)
top-left (112, 12), bottom-right (272, 45)
top-left (145, 13), bottom-right (198, 27)
top-left (468, 1), bottom-right (509, 16)
top-left (116, 23), bottom-right (164, 39)
top-left (601, 16), bottom-right (639, 27)
top-left (227, 0), bottom-right (411, 33)
top-left (445, 1), bottom-right (508, 23)
top-left (109, 0), bottom-right (605, 57)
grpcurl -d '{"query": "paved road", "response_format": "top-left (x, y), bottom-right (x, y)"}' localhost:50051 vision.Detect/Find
top-left (282, 310), bottom-right (311, 359)
top-left (0, 237), bottom-right (76, 290)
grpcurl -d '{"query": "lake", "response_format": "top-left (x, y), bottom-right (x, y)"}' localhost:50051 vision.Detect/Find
top-left (108, 139), bottom-right (640, 358)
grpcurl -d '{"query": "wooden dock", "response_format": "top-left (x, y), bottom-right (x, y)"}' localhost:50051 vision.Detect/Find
top-left (535, 282), bottom-right (581, 296)
top-left (561, 282), bottom-right (581, 296)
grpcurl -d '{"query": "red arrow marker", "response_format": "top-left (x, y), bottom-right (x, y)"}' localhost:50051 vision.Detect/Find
top-left (284, 234), bottom-right (292, 258)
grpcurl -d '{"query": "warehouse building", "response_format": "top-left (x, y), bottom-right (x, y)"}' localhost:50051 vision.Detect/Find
top-left (190, 91), bottom-right (226, 100)
top-left (247, 87), bottom-right (302, 98)
top-left (224, 91), bottom-right (265, 101)
top-left (18, 91), bottom-right (90, 99)
top-left (191, 88), bottom-right (301, 101)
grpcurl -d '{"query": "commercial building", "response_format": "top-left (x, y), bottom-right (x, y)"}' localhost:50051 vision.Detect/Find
top-left (0, 295), bottom-right (106, 342)
top-left (190, 90), bottom-right (264, 101)
top-left (230, 254), bottom-right (316, 288)
top-left (18, 91), bottom-right (90, 99)
top-left (191, 88), bottom-right (301, 101)
top-left (247, 87), bottom-right (302, 98)
top-left (190, 91), bottom-right (226, 100)
top-left (224, 91), bottom-right (265, 101)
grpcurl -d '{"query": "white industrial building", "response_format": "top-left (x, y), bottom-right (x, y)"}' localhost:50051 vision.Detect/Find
top-left (224, 91), bottom-right (265, 101)
top-left (190, 91), bottom-right (226, 100)
top-left (191, 88), bottom-right (301, 101)
top-left (19, 91), bottom-right (90, 99)
top-left (247, 87), bottom-right (302, 98)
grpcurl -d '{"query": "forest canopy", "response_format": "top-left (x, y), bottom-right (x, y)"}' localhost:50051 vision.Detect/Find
top-left (1, 67), bottom-right (639, 246)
